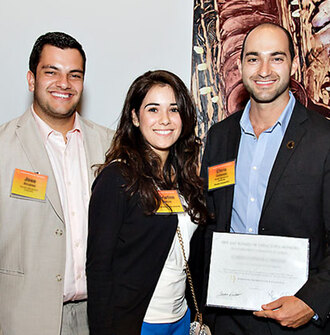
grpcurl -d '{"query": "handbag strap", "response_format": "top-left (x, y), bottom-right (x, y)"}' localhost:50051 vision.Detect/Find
top-left (176, 225), bottom-right (203, 324)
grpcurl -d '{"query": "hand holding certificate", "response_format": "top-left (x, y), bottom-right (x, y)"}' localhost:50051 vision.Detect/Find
top-left (253, 295), bottom-right (315, 328)
top-left (206, 233), bottom-right (309, 311)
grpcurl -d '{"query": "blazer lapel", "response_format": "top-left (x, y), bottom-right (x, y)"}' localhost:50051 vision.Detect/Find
top-left (15, 110), bottom-right (64, 223)
top-left (261, 102), bottom-right (308, 217)
top-left (79, 116), bottom-right (107, 189)
top-left (224, 112), bottom-right (242, 229)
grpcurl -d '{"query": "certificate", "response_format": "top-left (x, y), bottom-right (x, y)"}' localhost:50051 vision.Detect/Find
top-left (206, 233), bottom-right (309, 311)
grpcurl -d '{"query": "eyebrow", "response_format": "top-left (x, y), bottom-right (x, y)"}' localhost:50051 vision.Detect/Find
top-left (245, 51), bottom-right (287, 57)
top-left (144, 102), bottom-right (177, 108)
top-left (41, 65), bottom-right (84, 74)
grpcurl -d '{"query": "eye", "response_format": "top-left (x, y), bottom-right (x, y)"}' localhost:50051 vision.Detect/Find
top-left (273, 57), bottom-right (284, 63)
top-left (170, 107), bottom-right (179, 113)
top-left (45, 71), bottom-right (56, 75)
top-left (70, 73), bottom-right (83, 79)
top-left (147, 107), bottom-right (158, 113)
top-left (247, 58), bottom-right (257, 63)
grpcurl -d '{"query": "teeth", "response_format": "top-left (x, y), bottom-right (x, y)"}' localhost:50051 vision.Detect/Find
top-left (154, 130), bottom-right (172, 135)
top-left (256, 80), bottom-right (275, 84)
top-left (52, 92), bottom-right (70, 98)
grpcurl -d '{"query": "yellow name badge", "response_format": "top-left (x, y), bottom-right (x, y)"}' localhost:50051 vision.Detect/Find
top-left (208, 160), bottom-right (236, 191)
top-left (11, 168), bottom-right (48, 201)
top-left (157, 190), bottom-right (185, 214)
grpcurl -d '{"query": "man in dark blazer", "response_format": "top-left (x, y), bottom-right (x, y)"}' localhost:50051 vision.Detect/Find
top-left (201, 23), bottom-right (330, 334)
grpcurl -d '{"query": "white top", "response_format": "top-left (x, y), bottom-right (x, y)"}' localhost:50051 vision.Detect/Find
top-left (143, 209), bottom-right (198, 323)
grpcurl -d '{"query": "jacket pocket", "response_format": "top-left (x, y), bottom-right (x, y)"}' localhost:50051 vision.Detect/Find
top-left (0, 217), bottom-right (23, 276)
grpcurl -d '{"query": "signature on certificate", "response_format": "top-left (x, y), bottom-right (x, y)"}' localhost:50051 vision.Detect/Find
top-left (217, 291), bottom-right (242, 297)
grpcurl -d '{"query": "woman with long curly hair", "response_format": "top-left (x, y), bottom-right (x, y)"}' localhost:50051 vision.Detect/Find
top-left (86, 70), bottom-right (207, 335)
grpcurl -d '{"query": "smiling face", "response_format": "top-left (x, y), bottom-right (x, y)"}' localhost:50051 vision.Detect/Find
top-left (238, 25), bottom-right (298, 106)
top-left (27, 44), bottom-right (84, 122)
top-left (132, 84), bottom-right (182, 164)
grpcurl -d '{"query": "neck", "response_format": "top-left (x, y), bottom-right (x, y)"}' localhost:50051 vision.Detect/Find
top-left (158, 152), bottom-right (169, 170)
top-left (33, 108), bottom-right (76, 142)
top-left (249, 92), bottom-right (290, 138)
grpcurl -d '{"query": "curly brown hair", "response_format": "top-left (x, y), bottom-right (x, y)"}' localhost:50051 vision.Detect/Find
top-left (98, 70), bottom-right (207, 224)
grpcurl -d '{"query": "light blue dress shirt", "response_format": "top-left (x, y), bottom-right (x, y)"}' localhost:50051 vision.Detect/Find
top-left (230, 92), bottom-right (296, 234)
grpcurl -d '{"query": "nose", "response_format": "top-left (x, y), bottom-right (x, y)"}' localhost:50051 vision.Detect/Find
top-left (258, 60), bottom-right (272, 78)
top-left (56, 74), bottom-right (71, 89)
top-left (159, 110), bottom-right (170, 125)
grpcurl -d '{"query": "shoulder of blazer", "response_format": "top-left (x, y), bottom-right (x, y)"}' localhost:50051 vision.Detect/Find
top-left (78, 114), bottom-right (115, 140)
top-left (0, 110), bottom-right (32, 137)
top-left (289, 100), bottom-right (330, 137)
top-left (208, 110), bottom-right (242, 138)
top-left (92, 161), bottom-right (127, 191)
top-left (204, 111), bottom-right (242, 164)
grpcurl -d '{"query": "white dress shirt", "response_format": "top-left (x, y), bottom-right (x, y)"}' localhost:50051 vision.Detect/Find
top-left (32, 108), bottom-right (89, 301)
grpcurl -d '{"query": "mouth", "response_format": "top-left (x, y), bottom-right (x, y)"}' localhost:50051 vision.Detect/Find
top-left (50, 92), bottom-right (73, 99)
top-left (153, 129), bottom-right (173, 135)
top-left (255, 80), bottom-right (277, 86)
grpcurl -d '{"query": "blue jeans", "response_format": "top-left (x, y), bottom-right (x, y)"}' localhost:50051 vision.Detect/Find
top-left (141, 308), bottom-right (190, 335)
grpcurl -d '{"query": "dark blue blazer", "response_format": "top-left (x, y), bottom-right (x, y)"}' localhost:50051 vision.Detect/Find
top-left (200, 101), bottom-right (330, 334)
top-left (86, 162), bottom-right (178, 335)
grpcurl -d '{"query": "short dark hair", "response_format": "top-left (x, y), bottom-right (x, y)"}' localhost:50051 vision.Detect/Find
top-left (29, 32), bottom-right (86, 76)
top-left (240, 23), bottom-right (295, 61)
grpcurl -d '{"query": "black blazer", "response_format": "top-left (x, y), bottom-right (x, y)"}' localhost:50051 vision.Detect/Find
top-left (200, 101), bottom-right (330, 334)
top-left (86, 162), bottom-right (178, 335)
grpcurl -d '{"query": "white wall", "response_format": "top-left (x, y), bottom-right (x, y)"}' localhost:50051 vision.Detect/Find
top-left (0, 0), bottom-right (193, 129)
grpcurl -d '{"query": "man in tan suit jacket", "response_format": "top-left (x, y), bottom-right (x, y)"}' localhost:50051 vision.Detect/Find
top-left (0, 32), bottom-right (114, 335)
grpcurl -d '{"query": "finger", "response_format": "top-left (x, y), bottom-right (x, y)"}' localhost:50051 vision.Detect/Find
top-left (256, 309), bottom-right (279, 320)
top-left (262, 298), bottom-right (283, 310)
top-left (253, 311), bottom-right (270, 318)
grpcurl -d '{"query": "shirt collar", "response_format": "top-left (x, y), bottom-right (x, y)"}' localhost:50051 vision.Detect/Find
top-left (31, 105), bottom-right (82, 144)
top-left (240, 91), bottom-right (296, 136)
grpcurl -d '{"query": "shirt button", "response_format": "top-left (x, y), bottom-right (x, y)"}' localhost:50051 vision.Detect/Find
top-left (250, 197), bottom-right (255, 202)
top-left (55, 229), bottom-right (63, 236)
top-left (56, 274), bottom-right (62, 282)
top-left (252, 166), bottom-right (257, 170)
top-left (75, 241), bottom-right (80, 248)
top-left (77, 273), bottom-right (82, 280)
top-left (248, 228), bottom-right (253, 233)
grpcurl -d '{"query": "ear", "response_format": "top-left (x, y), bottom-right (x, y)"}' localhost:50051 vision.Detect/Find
top-left (131, 109), bottom-right (139, 127)
top-left (27, 71), bottom-right (35, 92)
top-left (237, 57), bottom-right (242, 75)
top-left (290, 55), bottom-right (299, 76)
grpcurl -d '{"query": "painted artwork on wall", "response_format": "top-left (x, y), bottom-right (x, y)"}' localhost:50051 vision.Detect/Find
top-left (191, 0), bottom-right (330, 144)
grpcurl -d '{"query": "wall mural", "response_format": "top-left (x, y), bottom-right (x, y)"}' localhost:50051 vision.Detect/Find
top-left (191, 0), bottom-right (330, 148)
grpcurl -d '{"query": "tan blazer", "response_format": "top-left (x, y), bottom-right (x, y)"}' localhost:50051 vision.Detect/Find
top-left (0, 109), bottom-right (114, 335)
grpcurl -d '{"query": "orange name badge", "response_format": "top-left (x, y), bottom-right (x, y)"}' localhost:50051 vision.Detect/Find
top-left (208, 160), bottom-right (236, 191)
top-left (157, 190), bottom-right (184, 214)
top-left (11, 168), bottom-right (48, 201)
